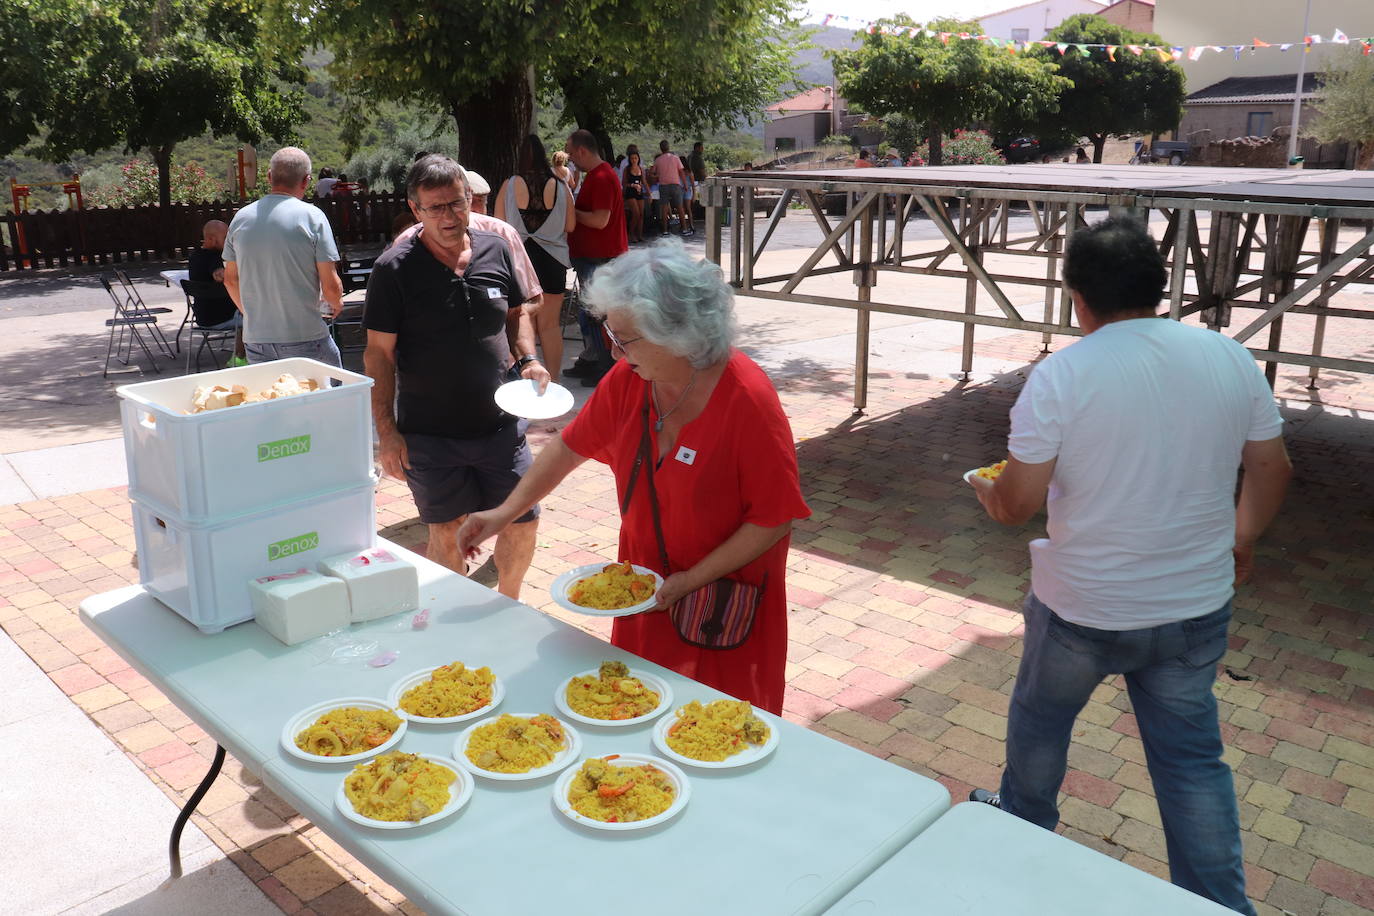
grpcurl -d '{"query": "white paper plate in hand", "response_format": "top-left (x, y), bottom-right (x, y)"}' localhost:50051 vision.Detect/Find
top-left (552, 753), bottom-right (690, 831)
top-left (495, 379), bottom-right (574, 420)
top-left (963, 469), bottom-right (981, 485)
top-left (549, 563), bottom-right (664, 617)
top-left (453, 713), bottom-right (583, 781)
top-left (554, 668), bottom-right (672, 728)
top-left (650, 705), bottom-right (780, 769)
top-left (281, 697), bottom-right (407, 765)
top-left (388, 666), bottom-right (505, 725)
top-left (334, 754), bottom-right (473, 829)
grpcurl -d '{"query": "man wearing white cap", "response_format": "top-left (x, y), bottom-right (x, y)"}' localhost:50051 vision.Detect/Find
top-left (466, 171), bottom-right (491, 214)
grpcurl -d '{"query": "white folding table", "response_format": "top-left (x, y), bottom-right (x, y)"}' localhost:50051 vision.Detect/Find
top-left (81, 542), bottom-right (950, 916)
top-left (825, 802), bottom-right (1236, 914)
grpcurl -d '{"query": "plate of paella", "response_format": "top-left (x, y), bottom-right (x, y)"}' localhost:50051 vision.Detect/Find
top-left (334, 751), bottom-right (473, 830)
top-left (554, 660), bottom-right (673, 728)
top-left (453, 712), bottom-right (583, 781)
top-left (651, 699), bottom-right (780, 770)
top-left (281, 698), bottom-right (407, 764)
top-left (552, 753), bottom-right (690, 831)
top-left (963, 459), bottom-right (1007, 485)
top-left (388, 661), bottom-right (505, 726)
top-left (549, 562), bottom-right (663, 617)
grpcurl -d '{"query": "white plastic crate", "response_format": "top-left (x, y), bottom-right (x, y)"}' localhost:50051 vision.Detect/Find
top-left (132, 480), bottom-right (377, 634)
top-left (118, 358), bottom-right (374, 523)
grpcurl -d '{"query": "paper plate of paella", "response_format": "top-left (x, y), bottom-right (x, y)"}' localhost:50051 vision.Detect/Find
top-left (453, 712), bottom-right (583, 781)
top-left (554, 660), bottom-right (673, 728)
top-left (281, 697), bottom-right (407, 765)
top-left (550, 561), bottom-right (663, 617)
top-left (334, 751), bottom-right (473, 830)
top-left (388, 661), bottom-right (505, 726)
top-left (651, 699), bottom-right (780, 769)
top-left (552, 753), bottom-right (690, 831)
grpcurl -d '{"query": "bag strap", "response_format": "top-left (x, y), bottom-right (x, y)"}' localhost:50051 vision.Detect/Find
top-left (620, 386), bottom-right (672, 575)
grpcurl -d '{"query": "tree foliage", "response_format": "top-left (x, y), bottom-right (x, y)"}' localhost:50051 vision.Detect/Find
top-left (298, 0), bottom-right (805, 180)
top-left (0, 0), bottom-right (306, 208)
top-left (831, 16), bottom-right (1069, 166)
top-left (1033, 15), bottom-right (1185, 163)
top-left (1309, 47), bottom-right (1374, 169)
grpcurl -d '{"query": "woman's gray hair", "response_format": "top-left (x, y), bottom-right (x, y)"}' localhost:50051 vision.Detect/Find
top-left (584, 239), bottom-right (736, 368)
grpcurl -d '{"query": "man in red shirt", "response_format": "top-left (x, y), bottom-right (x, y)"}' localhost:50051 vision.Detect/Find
top-left (564, 129), bottom-right (628, 386)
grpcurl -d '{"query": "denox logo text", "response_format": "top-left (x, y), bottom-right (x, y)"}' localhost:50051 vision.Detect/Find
top-left (268, 531), bottom-right (319, 562)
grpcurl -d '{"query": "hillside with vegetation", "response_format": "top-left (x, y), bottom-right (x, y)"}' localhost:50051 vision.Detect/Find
top-left (5, 45), bottom-right (782, 211)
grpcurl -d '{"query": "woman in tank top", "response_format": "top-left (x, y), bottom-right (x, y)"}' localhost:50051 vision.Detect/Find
top-left (496, 135), bottom-right (577, 382)
top-left (621, 151), bottom-right (648, 243)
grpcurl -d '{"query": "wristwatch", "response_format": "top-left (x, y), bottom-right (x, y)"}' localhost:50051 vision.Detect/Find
top-left (514, 355), bottom-right (541, 371)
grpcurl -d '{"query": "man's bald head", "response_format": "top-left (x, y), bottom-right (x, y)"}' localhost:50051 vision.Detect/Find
top-left (202, 220), bottom-right (228, 250)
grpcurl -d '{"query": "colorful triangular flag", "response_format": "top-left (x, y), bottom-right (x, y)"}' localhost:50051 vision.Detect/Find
top-left (1332, 29), bottom-right (1349, 44)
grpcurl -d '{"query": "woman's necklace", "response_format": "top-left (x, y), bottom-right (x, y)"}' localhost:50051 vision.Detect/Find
top-left (651, 369), bottom-right (698, 432)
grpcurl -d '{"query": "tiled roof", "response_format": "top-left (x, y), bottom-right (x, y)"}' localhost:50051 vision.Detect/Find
top-left (766, 86), bottom-right (833, 113)
top-left (1186, 73), bottom-right (1321, 105)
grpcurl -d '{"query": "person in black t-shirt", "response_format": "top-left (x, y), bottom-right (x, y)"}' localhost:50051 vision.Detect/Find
top-left (186, 220), bottom-right (244, 358)
top-left (363, 155), bottom-right (551, 601)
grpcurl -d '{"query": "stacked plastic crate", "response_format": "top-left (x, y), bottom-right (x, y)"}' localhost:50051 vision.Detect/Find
top-left (117, 358), bottom-right (377, 634)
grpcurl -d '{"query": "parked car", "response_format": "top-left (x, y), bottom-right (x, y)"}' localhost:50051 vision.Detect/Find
top-left (1143, 141), bottom-right (1191, 165)
top-left (999, 137), bottom-right (1041, 163)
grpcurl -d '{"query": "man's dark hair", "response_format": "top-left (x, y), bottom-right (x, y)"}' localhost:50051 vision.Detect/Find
top-left (567, 129), bottom-right (599, 155)
top-left (659, 139), bottom-right (670, 152)
top-left (693, 141), bottom-right (703, 151)
top-left (406, 154), bottom-right (468, 202)
top-left (1064, 217), bottom-right (1167, 317)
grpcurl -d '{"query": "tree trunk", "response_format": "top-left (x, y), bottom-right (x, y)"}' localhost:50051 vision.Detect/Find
top-left (563, 77), bottom-right (615, 162)
top-left (928, 122), bottom-right (943, 166)
top-left (1090, 134), bottom-right (1106, 163)
top-left (1357, 140), bottom-right (1374, 170)
top-left (153, 144), bottom-right (174, 257)
top-left (450, 69), bottom-right (531, 187)
top-left (153, 145), bottom-right (173, 210)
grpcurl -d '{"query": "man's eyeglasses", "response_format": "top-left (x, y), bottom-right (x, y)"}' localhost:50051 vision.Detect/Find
top-left (415, 198), bottom-right (469, 218)
top-left (604, 326), bottom-right (643, 351)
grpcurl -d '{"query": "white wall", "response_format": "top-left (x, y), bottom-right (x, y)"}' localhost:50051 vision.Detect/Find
top-left (979, 0), bottom-right (1107, 41)
top-left (1156, 0), bottom-right (1374, 92)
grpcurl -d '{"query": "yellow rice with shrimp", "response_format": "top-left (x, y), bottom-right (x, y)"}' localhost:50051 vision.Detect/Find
top-left (398, 662), bottom-right (495, 718)
top-left (566, 660), bottom-right (660, 720)
top-left (665, 700), bottom-right (770, 762)
top-left (465, 714), bottom-right (567, 773)
top-left (566, 756), bottom-right (676, 823)
top-left (343, 751), bottom-right (456, 822)
top-left (974, 459), bottom-right (1008, 480)
top-left (567, 562), bottom-right (657, 610)
top-left (294, 706), bottom-right (402, 757)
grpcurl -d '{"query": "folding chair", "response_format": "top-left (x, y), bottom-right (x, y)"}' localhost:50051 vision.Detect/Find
top-left (180, 279), bottom-right (239, 373)
top-left (112, 267), bottom-right (176, 358)
top-left (100, 274), bottom-right (163, 378)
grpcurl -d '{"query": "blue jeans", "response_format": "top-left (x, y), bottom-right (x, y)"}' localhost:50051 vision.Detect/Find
top-left (245, 335), bottom-right (342, 368)
top-left (570, 257), bottom-right (610, 363)
top-left (1000, 593), bottom-right (1255, 916)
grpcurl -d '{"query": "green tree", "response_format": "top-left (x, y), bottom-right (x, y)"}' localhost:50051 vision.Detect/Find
top-left (1309, 46), bottom-right (1374, 170)
top-left (1033, 15), bottom-right (1185, 163)
top-left (832, 16), bottom-right (1068, 165)
top-left (1, 0), bottom-right (306, 209)
top-left (301, 0), bottom-right (804, 182)
top-left (552, 0), bottom-right (805, 161)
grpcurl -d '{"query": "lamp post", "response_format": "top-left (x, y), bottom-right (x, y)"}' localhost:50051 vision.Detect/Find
top-left (1286, 0), bottom-right (1313, 165)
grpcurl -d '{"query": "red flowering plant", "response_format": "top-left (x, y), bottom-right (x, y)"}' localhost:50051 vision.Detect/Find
top-left (87, 160), bottom-right (230, 207)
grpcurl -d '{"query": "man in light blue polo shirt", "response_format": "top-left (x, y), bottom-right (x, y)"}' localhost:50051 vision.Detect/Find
top-left (224, 147), bottom-right (344, 367)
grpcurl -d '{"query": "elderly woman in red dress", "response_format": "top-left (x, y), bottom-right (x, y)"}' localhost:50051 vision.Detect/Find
top-left (458, 240), bottom-right (808, 713)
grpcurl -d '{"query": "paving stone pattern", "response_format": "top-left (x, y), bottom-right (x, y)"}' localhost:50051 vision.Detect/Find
top-left (2, 326), bottom-right (1372, 915)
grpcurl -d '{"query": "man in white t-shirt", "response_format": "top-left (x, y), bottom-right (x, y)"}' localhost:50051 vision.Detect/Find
top-left (967, 218), bottom-right (1290, 916)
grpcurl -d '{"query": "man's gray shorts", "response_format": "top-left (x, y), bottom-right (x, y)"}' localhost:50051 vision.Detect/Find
top-left (659, 183), bottom-right (684, 207)
top-left (245, 335), bottom-right (342, 367)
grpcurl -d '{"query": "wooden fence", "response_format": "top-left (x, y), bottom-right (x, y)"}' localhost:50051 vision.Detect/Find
top-left (0, 192), bottom-right (411, 272)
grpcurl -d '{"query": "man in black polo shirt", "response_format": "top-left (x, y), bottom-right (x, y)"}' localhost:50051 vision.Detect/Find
top-left (187, 219), bottom-right (245, 362)
top-left (363, 155), bottom-right (551, 599)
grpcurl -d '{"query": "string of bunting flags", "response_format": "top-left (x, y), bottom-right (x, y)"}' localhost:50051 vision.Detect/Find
top-left (817, 14), bottom-right (1374, 61)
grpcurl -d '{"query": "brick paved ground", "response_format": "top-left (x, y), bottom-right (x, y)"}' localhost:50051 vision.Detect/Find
top-left (2, 319), bottom-right (1372, 915)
